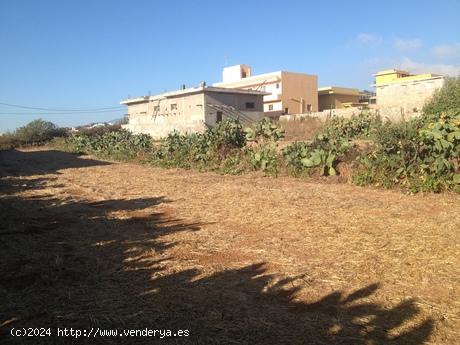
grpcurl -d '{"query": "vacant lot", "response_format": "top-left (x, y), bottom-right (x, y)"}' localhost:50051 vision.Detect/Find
top-left (1, 147), bottom-right (459, 344)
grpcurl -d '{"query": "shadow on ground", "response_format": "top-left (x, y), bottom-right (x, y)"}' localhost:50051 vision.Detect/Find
top-left (0, 149), bottom-right (111, 177)
top-left (0, 150), bottom-right (434, 344)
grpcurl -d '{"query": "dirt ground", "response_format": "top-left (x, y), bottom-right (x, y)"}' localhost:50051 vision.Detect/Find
top-left (1, 147), bottom-right (459, 344)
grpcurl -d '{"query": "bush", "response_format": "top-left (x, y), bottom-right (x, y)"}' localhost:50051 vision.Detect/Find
top-left (0, 132), bottom-right (16, 150)
top-left (352, 110), bottom-right (460, 192)
top-left (283, 133), bottom-right (350, 177)
top-left (423, 77), bottom-right (460, 115)
top-left (14, 119), bottom-right (65, 145)
top-left (64, 129), bottom-right (153, 161)
top-left (324, 111), bottom-right (379, 140)
top-left (245, 119), bottom-right (284, 175)
top-left (151, 119), bottom-right (247, 170)
top-left (9, 119), bottom-right (67, 146)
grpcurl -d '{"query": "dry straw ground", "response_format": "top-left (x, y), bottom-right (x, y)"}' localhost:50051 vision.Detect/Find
top-left (1, 147), bottom-right (459, 344)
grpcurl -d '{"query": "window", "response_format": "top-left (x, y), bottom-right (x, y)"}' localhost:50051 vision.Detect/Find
top-left (245, 102), bottom-right (255, 109)
top-left (170, 103), bottom-right (177, 110)
top-left (242, 71), bottom-right (247, 78)
top-left (276, 83), bottom-right (280, 89)
top-left (268, 104), bottom-right (274, 111)
top-left (306, 104), bottom-right (312, 111)
top-left (153, 105), bottom-right (160, 112)
top-left (284, 107), bottom-right (289, 114)
top-left (216, 111), bottom-right (222, 123)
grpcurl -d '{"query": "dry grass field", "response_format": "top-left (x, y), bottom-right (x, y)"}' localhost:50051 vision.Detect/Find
top-left (1, 147), bottom-right (459, 344)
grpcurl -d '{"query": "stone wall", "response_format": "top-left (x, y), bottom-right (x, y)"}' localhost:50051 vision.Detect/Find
top-left (376, 77), bottom-right (444, 110)
top-left (123, 93), bottom-right (207, 139)
top-left (279, 105), bottom-right (421, 123)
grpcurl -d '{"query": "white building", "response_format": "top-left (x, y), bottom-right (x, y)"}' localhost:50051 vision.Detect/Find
top-left (214, 64), bottom-right (318, 118)
top-left (121, 85), bottom-right (266, 139)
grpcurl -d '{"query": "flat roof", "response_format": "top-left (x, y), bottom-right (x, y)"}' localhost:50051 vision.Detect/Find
top-left (374, 69), bottom-right (411, 76)
top-left (214, 70), bottom-right (316, 88)
top-left (121, 86), bottom-right (268, 105)
top-left (318, 86), bottom-right (359, 95)
top-left (373, 74), bottom-right (445, 87)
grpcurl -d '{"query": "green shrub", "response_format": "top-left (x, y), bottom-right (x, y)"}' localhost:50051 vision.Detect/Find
top-left (283, 132), bottom-right (350, 177)
top-left (423, 77), bottom-right (460, 115)
top-left (151, 119), bottom-right (247, 170)
top-left (353, 110), bottom-right (460, 192)
top-left (246, 118), bottom-right (285, 143)
top-left (64, 129), bottom-right (153, 161)
top-left (14, 119), bottom-right (66, 145)
top-left (324, 111), bottom-right (379, 140)
top-left (244, 119), bottom-right (284, 175)
top-left (248, 142), bottom-right (279, 175)
top-left (0, 132), bottom-right (16, 150)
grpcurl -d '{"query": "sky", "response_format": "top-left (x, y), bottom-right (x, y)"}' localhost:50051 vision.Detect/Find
top-left (1, 0), bottom-right (459, 132)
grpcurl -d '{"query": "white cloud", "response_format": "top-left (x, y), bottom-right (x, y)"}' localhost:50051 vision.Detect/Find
top-left (432, 43), bottom-right (460, 59)
top-left (356, 33), bottom-right (382, 45)
top-left (399, 57), bottom-right (460, 77)
top-left (394, 38), bottom-right (422, 51)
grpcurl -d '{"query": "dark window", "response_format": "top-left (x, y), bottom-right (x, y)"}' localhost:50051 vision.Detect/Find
top-left (306, 104), bottom-right (312, 111)
top-left (153, 105), bottom-right (160, 112)
top-left (245, 102), bottom-right (255, 109)
top-left (242, 71), bottom-right (247, 78)
top-left (276, 83), bottom-right (280, 89)
top-left (216, 111), bottom-right (222, 123)
top-left (284, 107), bottom-right (289, 114)
top-left (268, 104), bottom-right (274, 111)
top-left (170, 103), bottom-right (177, 110)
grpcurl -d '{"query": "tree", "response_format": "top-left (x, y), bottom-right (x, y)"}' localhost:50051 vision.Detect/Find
top-left (14, 119), bottom-right (63, 144)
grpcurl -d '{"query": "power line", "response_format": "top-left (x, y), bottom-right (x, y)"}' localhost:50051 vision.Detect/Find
top-left (0, 109), bottom-right (125, 115)
top-left (0, 101), bottom-right (124, 112)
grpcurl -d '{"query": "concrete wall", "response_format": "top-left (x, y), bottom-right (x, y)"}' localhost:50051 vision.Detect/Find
top-left (262, 79), bottom-right (283, 112)
top-left (279, 105), bottom-right (421, 123)
top-left (204, 91), bottom-right (265, 126)
top-left (318, 93), bottom-right (360, 111)
top-left (123, 93), bottom-right (207, 139)
top-left (123, 91), bottom-right (265, 139)
top-left (376, 77), bottom-right (444, 110)
top-left (214, 69), bottom-right (318, 115)
top-left (281, 72), bottom-right (318, 113)
top-left (222, 64), bottom-right (252, 83)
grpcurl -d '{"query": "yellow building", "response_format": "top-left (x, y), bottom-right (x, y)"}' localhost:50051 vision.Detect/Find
top-left (318, 86), bottom-right (361, 111)
top-left (374, 69), bottom-right (445, 109)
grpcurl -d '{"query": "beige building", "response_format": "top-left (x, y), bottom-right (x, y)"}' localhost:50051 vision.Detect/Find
top-left (213, 64), bottom-right (318, 118)
top-left (374, 69), bottom-right (445, 110)
top-left (121, 85), bottom-right (266, 139)
top-left (318, 86), bottom-right (361, 111)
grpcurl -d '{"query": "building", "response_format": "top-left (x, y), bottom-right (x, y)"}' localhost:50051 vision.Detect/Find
top-left (121, 85), bottom-right (266, 139)
top-left (374, 69), bottom-right (445, 110)
top-left (213, 64), bottom-right (318, 118)
top-left (318, 86), bottom-right (361, 111)
top-left (359, 90), bottom-right (376, 105)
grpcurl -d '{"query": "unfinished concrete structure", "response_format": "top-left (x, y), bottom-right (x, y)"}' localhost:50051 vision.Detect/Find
top-left (318, 86), bottom-right (361, 111)
top-left (213, 64), bottom-right (318, 118)
top-left (121, 86), bottom-right (266, 139)
top-left (374, 69), bottom-right (445, 111)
